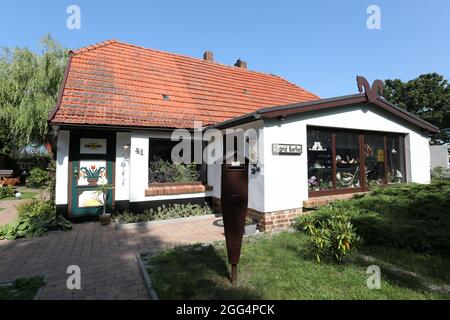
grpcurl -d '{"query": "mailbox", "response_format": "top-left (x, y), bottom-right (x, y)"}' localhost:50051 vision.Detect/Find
top-left (221, 163), bottom-right (248, 285)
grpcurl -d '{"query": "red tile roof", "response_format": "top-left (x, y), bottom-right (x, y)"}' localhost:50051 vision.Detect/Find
top-left (49, 40), bottom-right (320, 129)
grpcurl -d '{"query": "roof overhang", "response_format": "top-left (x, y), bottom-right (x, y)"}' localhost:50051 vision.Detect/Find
top-left (211, 93), bottom-right (439, 133)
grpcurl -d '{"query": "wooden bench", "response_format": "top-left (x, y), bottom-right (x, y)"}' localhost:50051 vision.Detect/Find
top-left (0, 170), bottom-right (13, 179)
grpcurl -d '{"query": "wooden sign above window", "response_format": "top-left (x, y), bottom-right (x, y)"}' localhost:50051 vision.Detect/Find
top-left (272, 144), bottom-right (302, 155)
top-left (80, 138), bottom-right (107, 154)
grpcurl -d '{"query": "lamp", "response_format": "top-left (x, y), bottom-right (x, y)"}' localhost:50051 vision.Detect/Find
top-left (122, 143), bottom-right (130, 157)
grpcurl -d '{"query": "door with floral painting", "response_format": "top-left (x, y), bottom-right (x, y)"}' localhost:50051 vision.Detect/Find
top-left (69, 131), bottom-right (115, 218)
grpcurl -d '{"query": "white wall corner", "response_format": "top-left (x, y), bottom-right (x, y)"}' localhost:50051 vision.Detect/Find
top-left (129, 132), bottom-right (149, 202)
top-left (115, 132), bottom-right (131, 201)
top-left (55, 130), bottom-right (70, 205)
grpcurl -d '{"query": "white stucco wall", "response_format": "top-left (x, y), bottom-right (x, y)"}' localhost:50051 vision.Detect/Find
top-left (55, 130), bottom-right (70, 205)
top-left (207, 120), bottom-right (265, 213)
top-left (55, 104), bottom-right (431, 214)
top-left (129, 130), bottom-right (211, 203)
top-left (115, 132), bottom-right (131, 201)
top-left (129, 131), bottom-right (151, 202)
top-left (263, 104), bottom-right (431, 213)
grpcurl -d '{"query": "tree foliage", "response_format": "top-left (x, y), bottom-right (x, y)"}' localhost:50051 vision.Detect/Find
top-left (0, 34), bottom-right (68, 153)
top-left (383, 73), bottom-right (450, 144)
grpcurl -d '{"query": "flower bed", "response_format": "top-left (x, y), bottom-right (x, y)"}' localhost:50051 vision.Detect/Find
top-left (114, 203), bottom-right (214, 225)
top-left (0, 199), bottom-right (71, 240)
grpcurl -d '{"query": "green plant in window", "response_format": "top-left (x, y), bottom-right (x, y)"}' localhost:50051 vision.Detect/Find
top-left (149, 157), bottom-right (200, 183)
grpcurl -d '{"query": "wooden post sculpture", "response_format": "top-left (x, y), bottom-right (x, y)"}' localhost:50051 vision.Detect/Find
top-left (221, 163), bottom-right (248, 286)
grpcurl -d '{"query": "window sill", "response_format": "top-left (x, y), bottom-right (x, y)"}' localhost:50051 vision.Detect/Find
top-left (145, 182), bottom-right (212, 196)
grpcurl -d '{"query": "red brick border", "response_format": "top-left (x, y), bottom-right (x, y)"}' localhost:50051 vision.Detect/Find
top-left (248, 207), bottom-right (303, 232)
top-left (145, 183), bottom-right (212, 196)
top-left (212, 197), bottom-right (302, 232)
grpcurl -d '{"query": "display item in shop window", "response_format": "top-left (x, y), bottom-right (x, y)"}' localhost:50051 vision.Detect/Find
top-left (313, 162), bottom-right (324, 168)
top-left (311, 141), bottom-right (325, 151)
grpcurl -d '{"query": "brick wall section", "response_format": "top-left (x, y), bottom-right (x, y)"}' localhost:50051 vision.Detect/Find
top-left (248, 207), bottom-right (303, 232)
top-left (303, 193), bottom-right (366, 209)
top-left (145, 183), bottom-right (212, 196)
top-left (211, 197), bottom-right (302, 232)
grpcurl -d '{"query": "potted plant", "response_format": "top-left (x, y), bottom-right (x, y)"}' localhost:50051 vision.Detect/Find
top-left (244, 216), bottom-right (257, 235)
top-left (96, 183), bottom-right (113, 225)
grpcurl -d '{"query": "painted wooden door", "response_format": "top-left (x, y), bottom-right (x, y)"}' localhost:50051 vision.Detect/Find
top-left (69, 131), bottom-right (115, 218)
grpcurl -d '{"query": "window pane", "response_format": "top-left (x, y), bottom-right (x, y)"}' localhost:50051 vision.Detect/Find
top-left (386, 135), bottom-right (406, 183)
top-left (307, 129), bottom-right (333, 191)
top-left (364, 134), bottom-right (385, 187)
top-left (335, 132), bottom-right (360, 189)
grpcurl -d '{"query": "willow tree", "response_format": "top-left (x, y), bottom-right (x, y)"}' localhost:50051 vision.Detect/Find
top-left (0, 34), bottom-right (68, 153)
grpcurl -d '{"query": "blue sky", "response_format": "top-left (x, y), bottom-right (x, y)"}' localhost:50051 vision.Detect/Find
top-left (0, 0), bottom-right (449, 98)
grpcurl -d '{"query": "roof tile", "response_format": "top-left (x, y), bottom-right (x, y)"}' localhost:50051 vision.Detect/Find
top-left (50, 40), bottom-right (319, 128)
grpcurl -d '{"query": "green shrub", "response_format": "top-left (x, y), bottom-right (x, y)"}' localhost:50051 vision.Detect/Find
top-left (47, 160), bottom-right (56, 203)
top-left (0, 199), bottom-right (72, 240)
top-left (115, 203), bottom-right (213, 223)
top-left (296, 181), bottom-right (450, 255)
top-left (431, 166), bottom-right (449, 180)
top-left (0, 186), bottom-right (15, 199)
top-left (297, 208), bottom-right (360, 262)
top-left (26, 167), bottom-right (50, 188)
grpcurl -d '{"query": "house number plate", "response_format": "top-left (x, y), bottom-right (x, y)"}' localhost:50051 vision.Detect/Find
top-left (272, 143), bottom-right (302, 155)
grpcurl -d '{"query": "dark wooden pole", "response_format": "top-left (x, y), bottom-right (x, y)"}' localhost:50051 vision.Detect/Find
top-left (231, 264), bottom-right (238, 286)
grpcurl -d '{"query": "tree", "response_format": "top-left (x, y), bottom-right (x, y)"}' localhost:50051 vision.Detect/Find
top-left (0, 34), bottom-right (68, 153)
top-left (383, 73), bottom-right (450, 144)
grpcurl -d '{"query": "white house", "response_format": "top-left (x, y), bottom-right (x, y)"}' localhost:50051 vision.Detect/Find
top-left (48, 40), bottom-right (438, 230)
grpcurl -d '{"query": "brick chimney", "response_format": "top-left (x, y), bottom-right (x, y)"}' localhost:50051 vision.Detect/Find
top-left (234, 59), bottom-right (247, 69)
top-left (203, 51), bottom-right (214, 62)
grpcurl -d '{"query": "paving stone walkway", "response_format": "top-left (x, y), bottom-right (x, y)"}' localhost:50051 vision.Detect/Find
top-left (0, 199), bottom-right (29, 226)
top-left (0, 187), bottom-right (44, 226)
top-left (0, 216), bottom-right (224, 300)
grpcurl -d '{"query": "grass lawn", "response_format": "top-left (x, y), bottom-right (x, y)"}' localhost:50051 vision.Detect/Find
top-left (0, 208), bottom-right (4, 212)
top-left (145, 181), bottom-right (450, 300)
top-left (0, 192), bottom-right (37, 201)
top-left (144, 232), bottom-right (449, 300)
top-left (358, 246), bottom-right (450, 287)
top-left (0, 276), bottom-right (45, 300)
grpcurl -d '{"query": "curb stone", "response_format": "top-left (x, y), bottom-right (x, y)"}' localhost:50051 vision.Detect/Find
top-left (136, 254), bottom-right (160, 300)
